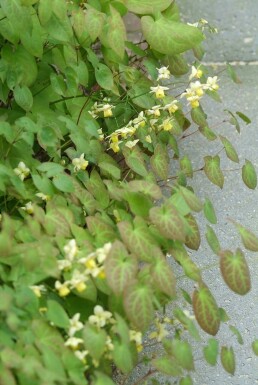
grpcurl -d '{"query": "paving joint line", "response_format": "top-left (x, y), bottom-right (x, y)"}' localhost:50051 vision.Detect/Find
top-left (202, 60), bottom-right (258, 66)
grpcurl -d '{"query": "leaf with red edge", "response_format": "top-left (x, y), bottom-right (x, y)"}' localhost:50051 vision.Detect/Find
top-left (233, 222), bottom-right (258, 251)
top-left (220, 346), bottom-right (235, 375)
top-left (118, 218), bottom-right (157, 262)
top-left (150, 247), bottom-right (176, 297)
top-left (104, 241), bottom-right (138, 295)
top-left (185, 214), bottom-right (201, 250)
top-left (193, 284), bottom-right (220, 336)
top-left (242, 159), bottom-right (257, 189)
top-left (180, 186), bottom-right (202, 212)
top-left (204, 155), bottom-right (224, 188)
top-left (171, 245), bottom-right (201, 282)
top-left (149, 203), bottom-right (186, 242)
top-left (219, 248), bottom-right (251, 295)
top-left (150, 143), bottom-right (169, 180)
top-left (123, 282), bottom-right (154, 331)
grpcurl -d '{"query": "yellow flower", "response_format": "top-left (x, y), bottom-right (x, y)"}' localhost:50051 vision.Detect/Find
top-left (147, 105), bottom-right (161, 117)
top-left (55, 281), bottom-right (70, 297)
top-left (125, 139), bottom-right (139, 149)
top-left (110, 142), bottom-right (120, 153)
top-left (102, 104), bottom-right (113, 117)
top-left (88, 305), bottom-right (113, 328)
top-left (75, 282), bottom-right (87, 292)
top-left (21, 201), bottom-right (34, 215)
top-left (64, 337), bottom-right (84, 350)
top-left (145, 135), bottom-right (152, 143)
top-left (205, 76), bottom-right (219, 91)
top-left (14, 161), bottom-right (30, 181)
top-left (163, 100), bottom-right (179, 115)
top-left (157, 66), bottom-right (171, 81)
top-left (189, 65), bottom-right (203, 80)
top-left (36, 192), bottom-right (50, 201)
top-left (150, 85), bottom-right (169, 99)
top-left (162, 119), bottom-right (173, 131)
top-left (68, 313), bottom-right (84, 337)
top-left (29, 285), bottom-right (46, 298)
top-left (72, 153), bottom-right (89, 172)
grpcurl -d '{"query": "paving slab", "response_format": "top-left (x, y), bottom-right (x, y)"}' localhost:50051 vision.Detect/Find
top-left (125, 67), bottom-right (258, 385)
top-left (179, 0), bottom-right (258, 63)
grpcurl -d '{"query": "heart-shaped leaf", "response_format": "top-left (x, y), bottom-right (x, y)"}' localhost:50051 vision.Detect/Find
top-left (193, 284), bottom-right (220, 336)
top-left (219, 248), bottom-right (251, 295)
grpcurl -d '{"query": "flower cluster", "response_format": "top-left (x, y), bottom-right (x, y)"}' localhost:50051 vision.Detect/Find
top-left (55, 240), bottom-right (112, 297)
top-left (181, 66), bottom-right (219, 108)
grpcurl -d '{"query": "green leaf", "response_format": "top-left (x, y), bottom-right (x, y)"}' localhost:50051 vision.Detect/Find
top-left (242, 159), bottom-right (257, 189)
top-left (203, 198), bottom-right (217, 224)
top-left (38, 0), bottom-right (53, 25)
top-left (173, 308), bottom-right (201, 341)
top-left (37, 162), bottom-right (64, 177)
top-left (252, 340), bottom-right (258, 355)
top-left (180, 155), bottom-right (193, 178)
top-left (86, 216), bottom-right (116, 246)
top-left (95, 63), bottom-right (114, 90)
top-left (32, 319), bottom-right (64, 353)
top-left (165, 54), bottom-right (189, 76)
top-left (203, 338), bottom-right (219, 366)
top-left (112, 342), bottom-right (134, 374)
top-left (93, 372), bottom-right (116, 385)
top-left (204, 155), bottom-right (224, 188)
top-left (123, 282), bottom-right (154, 331)
top-left (219, 135), bottom-right (239, 163)
top-left (205, 225), bottom-right (221, 254)
top-left (86, 170), bottom-right (110, 209)
top-left (118, 219), bottom-right (157, 262)
top-left (199, 125), bottom-right (217, 141)
top-left (46, 300), bottom-right (70, 328)
top-left (104, 240), bottom-right (138, 295)
top-left (191, 106), bottom-right (207, 128)
top-left (13, 85), bottom-right (33, 111)
top-left (150, 143), bottom-right (169, 180)
top-left (125, 191), bottom-right (152, 218)
top-left (229, 325), bottom-right (244, 345)
top-left (163, 339), bottom-right (194, 371)
top-left (152, 355), bottom-right (182, 376)
top-left (193, 284), bottom-right (220, 336)
top-left (236, 111), bottom-right (251, 125)
top-left (233, 222), bottom-right (258, 251)
top-left (179, 376), bottom-right (193, 385)
top-left (127, 180), bottom-right (162, 200)
top-left (83, 324), bottom-right (107, 360)
top-left (150, 247), bottom-right (176, 297)
top-left (219, 307), bottom-right (230, 322)
top-left (219, 249), bottom-right (251, 295)
top-left (226, 63), bottom-right (241, 84)
top-left (125, 0), bottom-right (172, 14)
top-left (220, 346), bottom-right (235, 375)
top-left (225, 109), bottom-right (240, 133)
top-left (180, 187), bottom-right (202, 212)
top-left (141, 16), bottom-right (204, 56)
top-left (106, 6), bottom-right (126, 58)
top-left (171, 246), bottom-right (201, 282)
top-left (53, 174), bottom-right (74, 193)
top-left (185, 214), bottom-right (201, 251)
top-left (150, 203), bottom-right (186, 242)
top-left (123, 146), bottom-right (148, 177)
top-left (84, 7), bottom-right (105, 42)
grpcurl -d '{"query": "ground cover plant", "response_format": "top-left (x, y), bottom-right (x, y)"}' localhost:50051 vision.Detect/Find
top-left (0, 0), bottom-right (258, 384)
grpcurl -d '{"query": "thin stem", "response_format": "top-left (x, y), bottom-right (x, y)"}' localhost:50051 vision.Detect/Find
top-left (179, 129), bottom-right (198, 140)
top-left (131, 369), bottom-right (158, 385)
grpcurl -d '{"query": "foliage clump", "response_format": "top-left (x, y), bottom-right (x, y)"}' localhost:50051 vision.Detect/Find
top-left (0, 1), bottom-right (257, 384)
